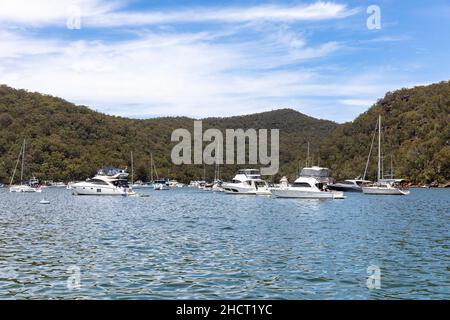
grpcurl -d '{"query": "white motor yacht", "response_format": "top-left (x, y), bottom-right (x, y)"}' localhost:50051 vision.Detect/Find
top-left (72, 168), bottom-right (135, 196)
top-left (271, 175), bottom-right (344, 199)
top-left (328, 179), bottom-right (371, 192)
top-left (212, 180), bottom-right (224, 192)
top-left (298, 166), bottom-right (332, 185)
top-left (168, 180), bottom-right (179, 188)
top-left (153, 178), bottom-right (170, 190)
top-left (222, 169), bottom-right (270, 195)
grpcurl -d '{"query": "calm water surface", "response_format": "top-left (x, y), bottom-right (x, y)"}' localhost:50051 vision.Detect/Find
top-left (0, 187), bottom-right (449, 299)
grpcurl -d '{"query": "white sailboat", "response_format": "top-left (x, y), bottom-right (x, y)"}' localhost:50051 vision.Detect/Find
top-left (362, 115), bottom-right (410, 195)
top-left (9, 139), bottom-right (42, 193)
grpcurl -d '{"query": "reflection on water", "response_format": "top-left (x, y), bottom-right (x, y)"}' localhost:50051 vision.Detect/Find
top-left (0, 188), bottom-right (449, 299)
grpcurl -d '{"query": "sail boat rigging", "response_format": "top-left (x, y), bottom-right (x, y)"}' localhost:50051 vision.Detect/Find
top-left (9, 139), bottom-right (42, 193)
top-left (362, 115), bottom-right (410, 195)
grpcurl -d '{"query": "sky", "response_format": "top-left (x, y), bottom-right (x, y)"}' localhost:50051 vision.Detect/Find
top-left (0, 0), bottom-right (449, 123)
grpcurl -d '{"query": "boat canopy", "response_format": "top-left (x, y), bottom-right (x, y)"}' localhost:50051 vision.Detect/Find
top-left (300, 167), bottom-right (330, 178)
top-left (97, 168), bottom-right (127, 176)
top-left (238, 169), bottom-right (260, 175)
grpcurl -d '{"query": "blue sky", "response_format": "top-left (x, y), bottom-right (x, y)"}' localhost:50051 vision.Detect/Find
top-left (0, 0), bottom-right (449, 122)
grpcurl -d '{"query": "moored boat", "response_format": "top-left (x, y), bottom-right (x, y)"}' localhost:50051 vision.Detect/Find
top-left (72, 168), bottom-right (135, 196)
top-left (153, 178), bottom-right (170, 190)
top-left (328, 179), bottom-right (371, 192)
top-left (222, 169), bottom-right (270, 195)
top-left (9, 139), bottom-right (43, 193)
top-left (362, 115), bottom-right (410, 196)
top-left (271, 174), bottom-right (344, 199)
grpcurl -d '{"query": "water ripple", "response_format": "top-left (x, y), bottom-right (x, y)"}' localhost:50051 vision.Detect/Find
top-left (0, 188), bottom-right (449, 299)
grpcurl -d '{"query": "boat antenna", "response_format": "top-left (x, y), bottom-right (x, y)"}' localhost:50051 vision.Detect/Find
top-left (363, 117), bottom-right (379, 181)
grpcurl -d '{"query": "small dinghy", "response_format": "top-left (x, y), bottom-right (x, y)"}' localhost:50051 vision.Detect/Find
top-left (39, 199), bottom-right (50, 204)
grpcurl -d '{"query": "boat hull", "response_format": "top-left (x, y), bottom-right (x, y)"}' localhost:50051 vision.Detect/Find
top-left (222, 183), bottom-right (270, 195)
top-left (9, 185), bottom-right (42, 193)
top-left (328, 185), bottom-right (362, 192)
top-left (72, 184), bottom-right (133, 196)
top-left (153, 183), bottom-right (169, 190)
top-left (271, 189), bottom-right (344, 199)
top-left (362, 187), bottom-right (410, 195)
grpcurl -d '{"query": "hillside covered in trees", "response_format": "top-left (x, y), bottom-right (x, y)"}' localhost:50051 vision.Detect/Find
top-left (0, 85), bottom-right (335, 184)
top-left (318, 81), bottom-right (450, 184)
top-left (0, 81), bottom-right (449, 185)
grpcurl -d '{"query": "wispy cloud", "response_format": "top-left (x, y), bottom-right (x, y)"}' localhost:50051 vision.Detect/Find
top-left (0, 0), bottom-right (121, 26)
top-left (0, 1), bottom-right (357, 27)
top-left (87, 2), bottom-right (357, 27)
top-left (0, 1), bottom-right (436, 123)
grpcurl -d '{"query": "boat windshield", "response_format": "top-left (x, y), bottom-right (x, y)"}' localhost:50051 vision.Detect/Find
top-left (88, 179), bottom-right (109, 185)
top-left (238, 169), bottom-right (260, 176)
top-left (292, 182), bottom-right (311, 188)
top-left (97, 168), bottom-right (126, 176)
top-left (338, 181), bottom-right (354, 185)
top-left (300, 168), bottom-right (330, 178)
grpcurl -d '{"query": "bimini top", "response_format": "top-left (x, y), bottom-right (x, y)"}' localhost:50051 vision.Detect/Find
top-left (238, 169), bottom-right (261, 176)
top-left (300, 166), bottom-right (330, 178)
top-left (96, 168), bottom-right (129, 179)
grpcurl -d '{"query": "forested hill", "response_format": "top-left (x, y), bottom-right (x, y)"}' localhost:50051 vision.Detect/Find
top-left (0, 85), bottom-right (336, 183)
top-left (318, 81), bottom-right (450, 184)
top-left (0, 81), bottom-right (449, 185)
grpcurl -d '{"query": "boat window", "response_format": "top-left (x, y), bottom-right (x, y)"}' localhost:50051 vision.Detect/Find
top-left (232, 179), bottom-right (242, 183)
top-left (89, 179), bottom-right (108, 185)
top-left (300, 168), bottom-right (330, 178)
top-left (114, 180), bottom-right (129, 187)
top-left (292, 182), bottom-right (311, 188)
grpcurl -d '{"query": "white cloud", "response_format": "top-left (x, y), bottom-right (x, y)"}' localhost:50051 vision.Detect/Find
top-left (0, 1), bottom-right (357, 27)
top-left (87, 2), bottom-right (357, 27)
top-left (0, 1), bottom-right (420, 123)
top-left (0, 0), bottom-right (121, 26)
top-left (0, 23), bottom-right (417, 122)
top-left (339, 99), bottom-right (376, 107)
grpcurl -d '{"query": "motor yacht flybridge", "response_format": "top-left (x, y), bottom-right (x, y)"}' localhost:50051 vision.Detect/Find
top-left (270, 166), bottom-right (344, 199)
top-left (222, 169), bottom-right (270, 195)
top-left (72, 168), bottom-right (135, 196)
top-left (362, 115), bottom-right (410, 195)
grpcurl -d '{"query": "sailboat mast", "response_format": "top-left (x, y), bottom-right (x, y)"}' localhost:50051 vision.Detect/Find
top-left (10, 141), bottom-right (23, 186)
top-left (306, 141), bottom-right (310, 167)
top-left (378, 115), bottom-right (381, 182)
top-left (130, 151), bottom-right (134, 185)
top-left (150, 153), bottom-right (153, 182)
top-left (20, 139), bottom-right (25, 184)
